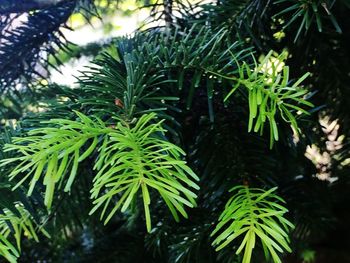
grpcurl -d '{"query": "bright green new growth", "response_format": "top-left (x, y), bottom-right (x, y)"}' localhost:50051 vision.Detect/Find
top-left (224, 51), bottom-right (312, 148)
top-left (1, 112), bottom-right (199, 233)
top-left (211, 186), bottom-right (294, 263)
top-left (0, 111), bottom-right (112, 209)
top-left (0, 204), bottom-right (49, 263)
top-left (90, 113), bottom-right (200, 232)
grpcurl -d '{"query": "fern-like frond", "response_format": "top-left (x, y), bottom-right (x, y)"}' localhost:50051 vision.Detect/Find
top-left (213, 51), bottom-right (313, 148)
top-left (1, 111), bottom-right (199, 233)
top-left (0, 112), bottom-right (112, 209)
top-left (211, 186), bottom-right (294, 263)
top-left (90, 113), bottom-right (199, 232)
top-left (0, 203), bottom-right (49, 263)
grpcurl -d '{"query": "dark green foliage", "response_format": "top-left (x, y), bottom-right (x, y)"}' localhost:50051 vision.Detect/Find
top-left (0, 0), bottom-right (117, 121)
top-left (0, 1), bottom-right (75, 91)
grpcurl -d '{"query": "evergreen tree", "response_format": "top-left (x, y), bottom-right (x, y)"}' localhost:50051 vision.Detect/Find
top-left (0, 0), bottom-right (349, 262)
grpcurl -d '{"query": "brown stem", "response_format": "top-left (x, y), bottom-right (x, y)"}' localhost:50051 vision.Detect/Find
top-left (163, 0), bottom-right (173, 28)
